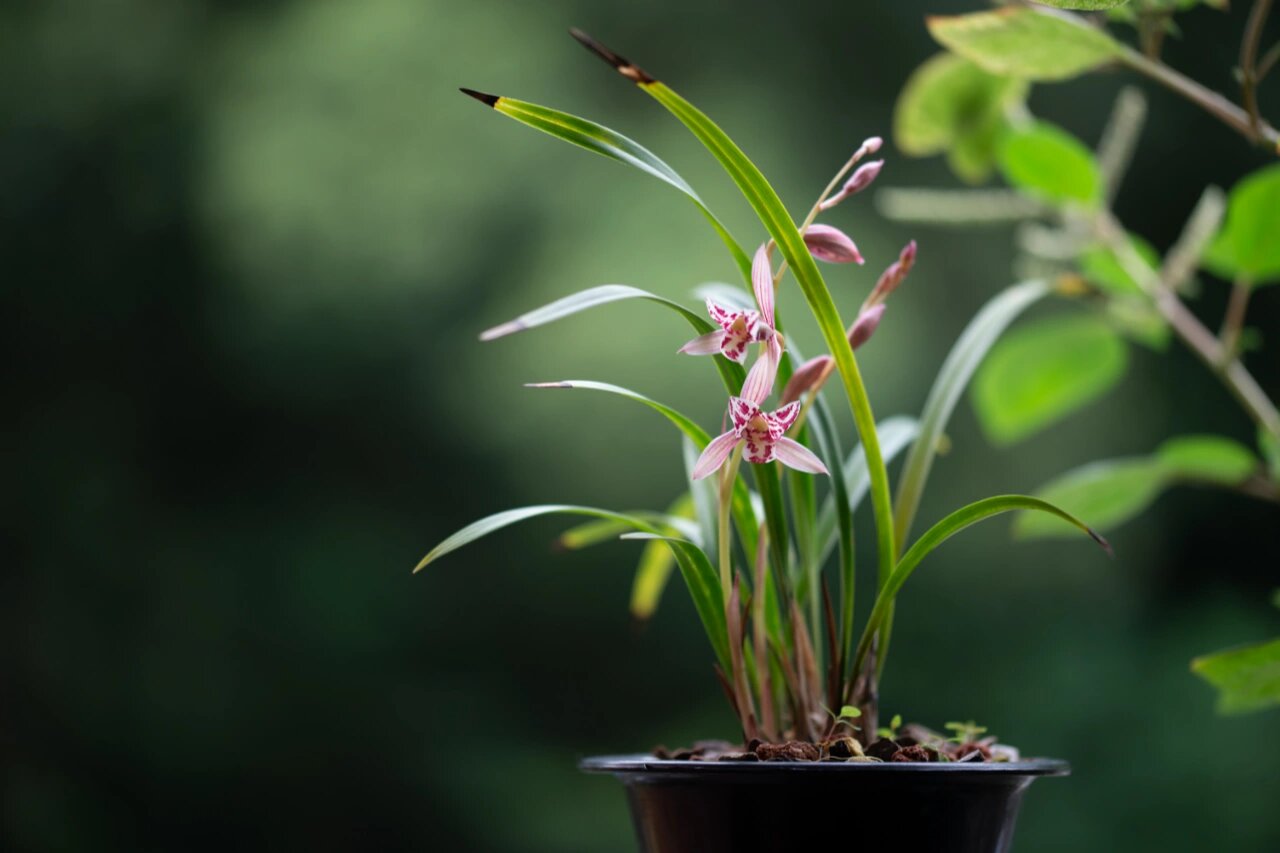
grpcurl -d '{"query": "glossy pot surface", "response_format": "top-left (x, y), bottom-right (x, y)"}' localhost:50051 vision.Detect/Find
top-left (582, 754), bottom-right (1068, 853)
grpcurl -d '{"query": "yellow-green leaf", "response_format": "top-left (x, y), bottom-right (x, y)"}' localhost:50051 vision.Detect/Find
top-left (1014, 458), bottom-right (1164, 538)
top-left (1192, 637), bottom-right (1280, 714)
top-left (1203, 163), bottom-right (1280, 287)
top-left (1079, 234), bottom-right (1160, 296)
top-left (928, 7), bottom-right (1123, 81)
top-left (1032, 0), bottom-right (1129, 9)
top-left (894, 52), bottom-right (1027, 183)
top-left (972, 314), bottom-right (1128, 445)
top-left (998, 121), bottom-right (1101, 206)
top-left (1156, 435), bottom-right (1257, 483)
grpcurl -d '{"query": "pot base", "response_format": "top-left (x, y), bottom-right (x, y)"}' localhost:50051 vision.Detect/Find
top-left (582, 754), bottom-right (1068, 853)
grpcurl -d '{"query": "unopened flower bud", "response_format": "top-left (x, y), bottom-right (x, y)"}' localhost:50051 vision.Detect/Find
top-left (780, 354), bottom-right (834, 405)
top-left (867, 240), bottom-right (917, 307)
top-left (803, 224), bottom-right (864, 265)
top-left (820, 160), bottom-right (884, 211)
top-left (862, 136), bottom-right (883, 154)
top-left (847, 303), bottom-right (886, 350)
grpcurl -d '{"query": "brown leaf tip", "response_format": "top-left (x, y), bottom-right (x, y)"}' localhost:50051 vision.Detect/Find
top-left (568, 27), bottom-right (655, 84)
top-left (459, 87), bottom-right (499, 107)
top-left (1089, 528), bottom-right (1114, 558)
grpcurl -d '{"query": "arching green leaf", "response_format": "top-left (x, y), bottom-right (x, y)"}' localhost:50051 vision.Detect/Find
top-left (928, 7), bottom-right (1123, 81)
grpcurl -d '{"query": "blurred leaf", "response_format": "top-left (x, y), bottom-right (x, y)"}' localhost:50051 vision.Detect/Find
top-left (1192, 638), bottom-right (1280, 714)
top-left (1015, 458), bottom-right (1164, 538)
top-left (1079, 234), bottom-right (1160, 296)
top-left (692, 282), bottom-right (755, 312)
top-left (1157, 435), bottom-right (1258, 483)
top-left (1018, 435), bottom-right (1256, 538)
top-left (1203, 164), bottom-right (1280, 286)
top-left (972, 314), bottom-right (1128, 445)
top-left (483, 95), bottom-right (751, 279)
top-left (928, 7), bottom-right (1123, 81)
top-left (621, 532), bottom-right (730, 670)
top-left (894, 52), bottom-right (1027, 183)
top-left (998, 121), bottom-right (1101, 206)
top-left (629, 494), bottom-right (696, 621)
top-left (1031, 0), bottom-right (1129, 7)
top-left (480, 284), bottom-right (707, 341)
top-left (895, 280), bottom-right (1052, 546)
top-left (1260, 428), bottom-right (1280, 482)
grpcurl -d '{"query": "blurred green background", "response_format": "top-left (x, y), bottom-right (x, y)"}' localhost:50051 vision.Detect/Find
top-left (5, 0), bottom-right (1279, 850)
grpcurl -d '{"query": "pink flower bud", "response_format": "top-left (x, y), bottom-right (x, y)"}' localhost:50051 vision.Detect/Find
top-left (820, 160), bottom-right (884, 211)
top-left (867, 240), bottom-right (917, 307)
top-left (847, 303), bottom-right (886, 350)
top-left (780, 355), bottom-right (834, 405)
top-left (862, 136), bottom-right (883, 154)
top-left (803, 224), bottom-right (864, 265)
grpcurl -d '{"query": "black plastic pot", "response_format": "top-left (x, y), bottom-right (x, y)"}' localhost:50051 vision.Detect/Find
top-left (582, 754), bottom-right (1068, 853)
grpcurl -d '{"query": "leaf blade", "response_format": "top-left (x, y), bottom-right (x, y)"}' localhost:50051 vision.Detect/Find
top-left (928, 7), bottom-right (1123, 81)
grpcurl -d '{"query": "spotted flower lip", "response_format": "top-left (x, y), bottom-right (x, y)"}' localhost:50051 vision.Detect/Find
top-left (691, 397), bottom-right (828, 479)
top-left (678, 299), bottom-right (774, 364)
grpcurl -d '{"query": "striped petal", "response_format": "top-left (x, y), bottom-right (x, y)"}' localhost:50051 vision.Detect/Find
top-left (751, 241), bottom-right (775, 326)
top-left (773, 437), bottom-right (828, 475)
top-left (678, 329), bottom-right (727, 356)
top-left (740, 338), bottom-right (779, 405)
top-left (766, 400), bottom-right (801, 437)
top-left (691, 430), bottom-right (741, 480)
top-left (706, 299), bottom-right (738, 330)
top-left (803, 224), bottom-right (864, 265)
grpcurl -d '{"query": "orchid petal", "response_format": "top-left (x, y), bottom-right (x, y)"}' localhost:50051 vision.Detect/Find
top-left (719, 324), bottom-right (753, 363)
top-left (780, 354), bottom-right (833, 405)
top-left (678, 329), bottom-right (727, 356)
top-left (691, 430), bottom-right (741, 480)
top-left (740, 339), bottom-right (779, 405)
top-left (773, 437), bottom-right (829, 475)
top-left (743, 437), bottom-right (776, 465)
top-left (706, 299), bottom-right (737, 331)
top-left (803, 224), bottom-right (864, 265)
top-left (751, 242), bottom-right (775, 326)
top-left (767, 400), bottom-right (802, 437)
top-left (728, 397), bottom-right (759, 435)
top-left (847, 303), bottom-right (886, 350)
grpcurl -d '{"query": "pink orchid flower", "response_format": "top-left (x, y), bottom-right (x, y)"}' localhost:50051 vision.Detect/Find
top-left (692, 397), bottom-right (828, 479)
top-left (679, 242), bottom-right (784, 405)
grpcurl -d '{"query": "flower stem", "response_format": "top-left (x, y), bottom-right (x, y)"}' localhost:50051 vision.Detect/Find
top-left (717, 445), bottom-right (745, 599)
top-left (1219, 277), bottom-right (1253, 360)
top-left (1241, 0), bottom-right (1275, 135)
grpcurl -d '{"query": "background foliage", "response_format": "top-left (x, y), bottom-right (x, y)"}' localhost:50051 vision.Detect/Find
top-left (4, 0), bottom-right (1278, 850)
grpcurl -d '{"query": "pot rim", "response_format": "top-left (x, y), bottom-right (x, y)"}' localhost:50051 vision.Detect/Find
top-left (581, 753), bottom-right (1069, 777)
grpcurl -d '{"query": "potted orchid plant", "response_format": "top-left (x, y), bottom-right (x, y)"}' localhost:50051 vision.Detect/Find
top-left (419, 27), bottom-right (1109, 853)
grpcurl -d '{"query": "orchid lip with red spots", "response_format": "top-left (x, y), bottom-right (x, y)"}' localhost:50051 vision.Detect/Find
top-left (691, 398), bottom-right (828, 479)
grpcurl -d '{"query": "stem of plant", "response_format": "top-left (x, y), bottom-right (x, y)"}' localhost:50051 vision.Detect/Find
top-left (1220, 277), bottom-right (1253, 360)
top-left (718, 444), bottom-right (745, 601)
top-left (1241, 0), bottom-right (1274, 134)
top-left (1098, 211), bottom-right (1280, 438)
top-left (1118, 45), bottom-right (1280, 153)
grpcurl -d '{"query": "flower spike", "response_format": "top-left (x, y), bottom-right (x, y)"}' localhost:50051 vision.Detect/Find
top-left (819, 160), bottom-right (883, 211)
top-left (692, 398), bottom-right (827, 479)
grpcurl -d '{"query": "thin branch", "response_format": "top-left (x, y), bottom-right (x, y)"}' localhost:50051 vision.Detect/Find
top-left (1158, 185), bottom-right (1226, 295)
top-left (1118, 45), bottom-right (1280, 154)
top-left (1097, 86), bottom-right (1149, 205)
top-left (1219, 277), bottom-right (1254, 360)
top-left (875, 188), bottom-right (1046, 225)
top-left (1240, 0), bottom-right (1275, 134)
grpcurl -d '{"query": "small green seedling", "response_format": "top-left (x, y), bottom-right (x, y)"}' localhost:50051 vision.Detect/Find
top-left (944, 720), bottom-right (989, 744)
top-left (876, 713), bottom-right (904, 740)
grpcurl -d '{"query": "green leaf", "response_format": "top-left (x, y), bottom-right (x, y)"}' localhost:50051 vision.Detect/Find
top-left (1018, 435), bottom-right (1257, 539)
top-left (894, 281), bottom-right (1052, 547)
top-left (1015, 459), bottom-right (1165, 538)
top-left (1105, 296), bottom-right (1170, 351)
top-left (928, 7), bottom-right (1123, 81)
top-left (483, 95), bottom-right (751, 280)
top-left (1030, 0), bottom-right (1129, 9)
top-left (839, 705), bottom-right (861, 718)
top-left (527, 381), bottom-right (760, 565)
top-left (894, 52), bottom-right (1027, 183)
top-left (998, 121), bottom-right (1101, 206)
top-left (629, 494), bottom-right (696, 621)
top-left (972, 313), bottom-right (1128, 445)
top-left (483, 285), bottom-right (748, 410)
top-left (855, 495), bottom-right (1108, 676)
top-left (1203, 163), bottom-right (1280, 286)
top-left (1157, 435), bottom-right (1257, 483)
top-left (1192, 637), bottom-right (1280, 714)
top-left (1260, 428), bottom-right (1280, 482)
top-left (1079, 234), bottom-right (1160, 296)
top-left (557, 512), bottom-right (699, 550)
